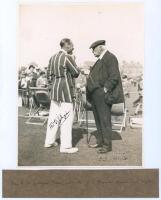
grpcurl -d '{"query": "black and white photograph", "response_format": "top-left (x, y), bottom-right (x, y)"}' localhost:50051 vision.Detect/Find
top-left (18, 2), bottom-right (144, 166)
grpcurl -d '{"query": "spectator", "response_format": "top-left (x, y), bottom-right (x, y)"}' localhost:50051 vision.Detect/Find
top-left (44, 66), bottom-right (48, 75)
top-left (19, 71), bottom-right (27, 89)
top-left (133, 76), bottom-right (143, 109)
top-left (122, 74), bottom-right (130, 98)
top-left (28, 65), bottom-right (37, 87)
top-left (35, 67), bottom-right (41, 77)
top-left (36, 71), bottom-right (48, 87)
top-left (18, 71), bottom-right (28, 106)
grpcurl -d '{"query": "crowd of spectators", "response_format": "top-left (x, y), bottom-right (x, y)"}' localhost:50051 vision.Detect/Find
top-left (18, 65), bottom-right (48, 89)
top-left (18, 63), bottom-right (143, 112)
top-left (18, 64), bottom-right (48, 107)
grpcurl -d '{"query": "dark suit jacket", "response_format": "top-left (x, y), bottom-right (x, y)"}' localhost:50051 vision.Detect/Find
top-left (87, 50), bottom-right (124, 105)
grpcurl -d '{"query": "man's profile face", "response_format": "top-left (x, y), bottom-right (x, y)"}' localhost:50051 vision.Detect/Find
top-left (92, 45), bottom-right (102, 57)
top-left (63, 42), bottom-right (74, 54)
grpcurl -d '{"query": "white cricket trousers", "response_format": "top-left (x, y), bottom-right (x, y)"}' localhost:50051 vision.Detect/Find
top-left (44, 100), bottom-right (74, 149)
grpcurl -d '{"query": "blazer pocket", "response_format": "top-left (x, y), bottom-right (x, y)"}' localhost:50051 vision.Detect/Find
top-left (105, 87), bottom-right (121, 105)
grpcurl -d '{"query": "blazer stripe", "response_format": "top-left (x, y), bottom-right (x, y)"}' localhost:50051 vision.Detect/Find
top-left (65, 75), bottom-right (72, 102)
top-left (53, 54), bottom-right (58, 75)
top-left (57, 53), bottom-right (63, 101)
top-left (66, 57), bottom-right (78, 73)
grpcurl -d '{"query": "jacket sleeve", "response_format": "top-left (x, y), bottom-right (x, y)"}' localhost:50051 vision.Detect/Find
top-left (104, 55), bottom-right (120, 92)
top-left (65, 55), bottom-right (80, 78)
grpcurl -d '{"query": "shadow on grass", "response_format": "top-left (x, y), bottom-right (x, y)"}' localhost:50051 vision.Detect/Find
top-left (72, 128), bottom-right (122, 147)
top-left (72, 128), bottom-right (87, 147)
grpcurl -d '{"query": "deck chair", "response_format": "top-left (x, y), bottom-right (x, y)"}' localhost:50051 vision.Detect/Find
top-left (111, 103), bottom-right (127, 133)
top-left (130, 95), bottom-right (143, 128)
top-left (74, 87), bottom-right (127, 145)
top-left (129, 116), bottom-right (143, 128)
top-left (26, 88), bottom-right (50, 126)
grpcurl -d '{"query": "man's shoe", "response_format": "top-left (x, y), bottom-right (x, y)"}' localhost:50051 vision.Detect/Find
top-left (44, 142), bottom-right (58, 148)
top-left (97, 145), bottom-right (112, 154)
top-left (89, 143), bottom-right (102, 148)
top-left (60, 147), bottom-right (78, 154)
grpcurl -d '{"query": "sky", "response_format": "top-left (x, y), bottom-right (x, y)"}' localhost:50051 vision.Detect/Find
top-left (19, 3), bottom-right (144, 68)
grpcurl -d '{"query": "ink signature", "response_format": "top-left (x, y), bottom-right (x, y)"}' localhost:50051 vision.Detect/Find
top-left (49, 111), bottom-right (70, 129)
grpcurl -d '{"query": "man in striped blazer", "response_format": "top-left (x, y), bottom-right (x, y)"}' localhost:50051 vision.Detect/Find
top-left (44, 38), bottom-right (80, 154)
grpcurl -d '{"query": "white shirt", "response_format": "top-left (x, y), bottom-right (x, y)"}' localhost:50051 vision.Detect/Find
top-left (91, 49), bottom-right (107, 69)
top-left (98, 48), bottom-right (108, 92)
top-left (99, 49), bottom-right (108, 60)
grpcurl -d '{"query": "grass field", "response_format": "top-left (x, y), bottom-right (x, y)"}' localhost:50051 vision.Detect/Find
top-left (18, 85), bottom-right (142, 166)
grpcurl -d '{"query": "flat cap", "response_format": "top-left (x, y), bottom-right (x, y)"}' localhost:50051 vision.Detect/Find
top-left (89, 40), bottom-right (106, 49)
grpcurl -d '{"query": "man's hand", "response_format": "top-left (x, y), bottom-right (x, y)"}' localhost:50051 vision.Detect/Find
top-left (104, 87), bottom-right (108, 93)
top-left (80, 69), bottom-right (90, 75)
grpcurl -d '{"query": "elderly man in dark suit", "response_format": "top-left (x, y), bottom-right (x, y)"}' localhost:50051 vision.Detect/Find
top-left (87, 40), bottom-right (124, 154)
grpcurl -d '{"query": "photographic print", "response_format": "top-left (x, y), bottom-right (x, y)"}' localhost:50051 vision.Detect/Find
top-left (18, 2), bottom-right (144, 166)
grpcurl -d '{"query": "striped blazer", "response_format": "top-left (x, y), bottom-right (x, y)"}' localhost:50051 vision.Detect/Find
top-left (47, 50), bottom-right (80, 103)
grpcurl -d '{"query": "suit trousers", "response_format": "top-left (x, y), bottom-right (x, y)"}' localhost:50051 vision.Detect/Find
top-left (91, 88), bottom-right (112, 146)
top-left (45, 100), bottom-right (74, 149)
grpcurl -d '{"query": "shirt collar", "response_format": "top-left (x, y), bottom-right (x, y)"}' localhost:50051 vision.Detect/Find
top-left (99, 49), bottom-right (107, 60)
top-left (60, 48), bottom-right (67, 54)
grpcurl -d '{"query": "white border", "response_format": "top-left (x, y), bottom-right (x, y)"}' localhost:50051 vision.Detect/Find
top-left (1, 0), bottom-right (161, 198)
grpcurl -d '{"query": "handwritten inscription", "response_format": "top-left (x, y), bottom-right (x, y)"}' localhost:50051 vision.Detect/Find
top-left (10, 177), bottom-right (153, 187)
top-left (49, 111), bottom-right (70, 129)
top-left (3, 170), bottom-right (158, 198)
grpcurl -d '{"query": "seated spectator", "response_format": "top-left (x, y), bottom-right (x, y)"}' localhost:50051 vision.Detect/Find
top-left (36, 71), bottom-right (48, 88)
top-left (28, 65), bottom-right (37, 87)
top-left (133, 77), bottom-right (143, 108)
top-left (44, 66), bottom-right (48, 76)
top-left (35, 67), bottom-right (41, 78)
top-left (19, 71), bottom-right (27, 89)
top-left (122, 74), bottom-right (130, 98)
top-left (138, 77), bottom-right (143, 96)
top-left (18, 71), bottom-right (28, 106)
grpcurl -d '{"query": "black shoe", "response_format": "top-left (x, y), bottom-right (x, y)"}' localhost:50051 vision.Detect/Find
top-left (104, 140), bottom-right (112, 149)
top-left (97, 144), bottom-right (112, 154)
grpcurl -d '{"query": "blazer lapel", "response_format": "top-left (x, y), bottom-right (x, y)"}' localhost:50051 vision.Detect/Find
top-left (90, 59), bottom-right (101, 72)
